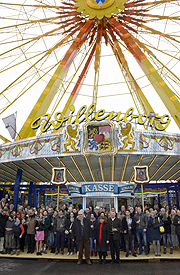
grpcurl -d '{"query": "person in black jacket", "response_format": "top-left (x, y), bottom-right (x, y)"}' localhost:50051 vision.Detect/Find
top-left (20, 212), bottom-right (27, 252)
top-left (108, 210), bottom-right (122, 264)
top-left (66, 212), bottom-right (75, 256)
top-left (95, 216), bottom-right (109, 264)
top-left (90, 213), bottom-right (98, 256)
top-left (122, 210), bottom-right (137, 257)
top-left (134, 206), bottom-right (149, 256)
top-left (173, 209), bottom-right (180, 248)
top-left (0, 210), bottom-right (8, 254)
top-left (72, 209), bottom-right (91, 265)
top-left (35, 212), bottom-right (45, 256)
top-left (148, 211), bottom-right (162, 256)
top-left (11, 217), bottom-right (24, 256)
top-left (159, 208), bottom-right (173, 254)
top-left (5, 214), bottom-right (14, 254)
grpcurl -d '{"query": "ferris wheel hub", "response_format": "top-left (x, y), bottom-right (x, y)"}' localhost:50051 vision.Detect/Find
top-left (75, 0), bottom-right (127, 19)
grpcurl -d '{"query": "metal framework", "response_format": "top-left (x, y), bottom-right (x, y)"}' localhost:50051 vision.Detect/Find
top-left (0, 0), bottom-right (180, 143)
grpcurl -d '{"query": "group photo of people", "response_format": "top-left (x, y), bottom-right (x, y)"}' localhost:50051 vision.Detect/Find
top-left (0, 195), bottom-right (180, 265)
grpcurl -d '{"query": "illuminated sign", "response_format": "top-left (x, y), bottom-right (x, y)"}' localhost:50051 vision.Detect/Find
top-left (67, 182), bottom-right (136, 197)
top-left (31, 104), bottom-right (171, 133)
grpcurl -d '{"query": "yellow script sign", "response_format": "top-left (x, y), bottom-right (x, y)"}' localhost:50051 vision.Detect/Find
top-left (31, 104), bottom-right (171, 133)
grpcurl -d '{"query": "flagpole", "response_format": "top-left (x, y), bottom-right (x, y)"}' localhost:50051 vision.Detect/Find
top-left (6, 124), bottom-right (21, 140)
top-left (141, 184), bottom-right (144, 212)
top-left (57, 185), bottom-right (60, 211)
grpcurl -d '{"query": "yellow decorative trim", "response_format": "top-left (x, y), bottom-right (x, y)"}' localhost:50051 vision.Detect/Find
top-left (75, 0), bottom-right (127, 19)
top-left (63, 124), bottom-right (80, 153)
top-left (118, 122), bottom-right (136, 151)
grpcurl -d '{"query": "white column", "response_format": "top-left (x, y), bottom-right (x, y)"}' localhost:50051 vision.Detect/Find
top-left (114, 197), bottom-right (118, 213)
top-left (82, 197), bottom-right (86, 210)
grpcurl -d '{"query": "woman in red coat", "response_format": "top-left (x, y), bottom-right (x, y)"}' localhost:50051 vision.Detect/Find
top-left (95, 216), bottom-right (109, 264)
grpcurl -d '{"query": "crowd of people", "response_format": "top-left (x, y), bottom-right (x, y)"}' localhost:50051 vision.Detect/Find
top-left (0, 195), bottom-right (180, 265)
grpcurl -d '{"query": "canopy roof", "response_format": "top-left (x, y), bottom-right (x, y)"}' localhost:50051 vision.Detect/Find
top-left (0, 126), bottom-right (179, 184)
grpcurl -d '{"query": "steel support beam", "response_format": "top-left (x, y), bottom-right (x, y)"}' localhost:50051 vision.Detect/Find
top-left (14, 168), bottom-right (22, 212)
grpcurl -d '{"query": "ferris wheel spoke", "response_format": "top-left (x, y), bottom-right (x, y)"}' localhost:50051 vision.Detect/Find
top-left (0, 27), bottom-right (82, 94)
top-left (92, 24), bottom-right (102, 106)
top-left (109, 17), bottom-right (180, 128)
top-left (18, 19), bottom-right (95, 139)
top-left (0, 52), bottom-right (53, 97)
top-left (55, 42), bottom-right (97, 125)
top-left (0, 0), bottom-right (180, 139)
top-left (0, 2), bottom-right (62, 9)
top-left (131, 35), bottom-right (180, 83)
top-left (125, 0), bottom-right (178, 8)
top-left (50, 41), bottom-right (96, 118)
top-left (0, 61), bottom-right (59, 116)
top-left (108, 29), bottom-right (153, 115)
top-left (0, 49), bottom-right (48, 74)
top-left (138, 24), bottom-right (180, 44)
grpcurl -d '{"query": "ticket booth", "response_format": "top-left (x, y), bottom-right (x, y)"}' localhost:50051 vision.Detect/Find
top-left (66, 182), bottom-right (136, 213)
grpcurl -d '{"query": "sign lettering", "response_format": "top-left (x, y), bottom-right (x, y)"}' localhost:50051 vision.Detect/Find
top-left (31, 104), bottom-right (171, 132)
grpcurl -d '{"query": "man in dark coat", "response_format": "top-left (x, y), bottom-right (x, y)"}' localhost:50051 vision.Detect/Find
top-left (173, 209), bottom-right (180, 247)
top-left (108, 210), bottom-right (122, 263)
top-left (72, 209), bottom-right (91, 265)
top-left (159, 208), bottom-right (173, 254)
top-left (148, 211), bottom-right (162, 256)
top-left (0, 209), bottom-right (8, 254)
top-left (134, 206), bottom-right (149, 256)
top-left (122, 209), bottom-right (137, 257)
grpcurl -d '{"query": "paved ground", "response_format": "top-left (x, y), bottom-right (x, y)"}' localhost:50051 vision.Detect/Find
top-left (0, 258), bottom-right (180, 275)
top-left (1, 247), bottom-right (180, 261)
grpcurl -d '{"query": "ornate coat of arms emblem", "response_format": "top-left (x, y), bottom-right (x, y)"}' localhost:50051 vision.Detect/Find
top-left (82, 121), bottom-right (117, 156)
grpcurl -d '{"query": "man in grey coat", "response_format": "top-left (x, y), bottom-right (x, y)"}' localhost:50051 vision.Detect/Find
top-left (54, 210), bottom-right (66, 255)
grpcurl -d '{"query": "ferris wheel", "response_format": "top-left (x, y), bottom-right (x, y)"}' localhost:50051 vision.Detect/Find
top-left (0, 0), bottom-right (180, 141)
